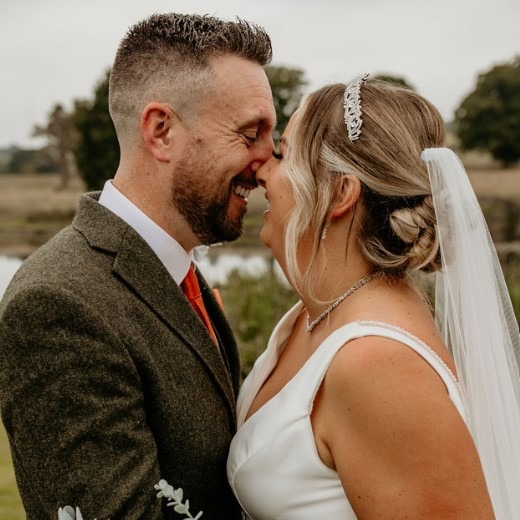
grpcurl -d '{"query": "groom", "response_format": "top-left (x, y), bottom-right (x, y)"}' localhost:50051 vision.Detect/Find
top-left (0, 13), bottom-right (275, 520)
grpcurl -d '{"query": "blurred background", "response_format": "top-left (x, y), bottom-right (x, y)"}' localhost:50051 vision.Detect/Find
top-left (1, 1), bottom-right (519, 517)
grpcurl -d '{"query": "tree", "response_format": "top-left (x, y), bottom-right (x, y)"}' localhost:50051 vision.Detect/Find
top-left (266, 66), bottom-right (307, 141)
top-left (372, 73), bottom-right (415, 90)
top-left (33, 104), bottom-right (78, 189)
top-left (454, 57), bottom-right (520, 167)
top-left (72, 70), bottom-right (119, 190)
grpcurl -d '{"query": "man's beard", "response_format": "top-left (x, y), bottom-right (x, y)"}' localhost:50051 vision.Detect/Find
top-left (172, 180), bottom-right (245, 245)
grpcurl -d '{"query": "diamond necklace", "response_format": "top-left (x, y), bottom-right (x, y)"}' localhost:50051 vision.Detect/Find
top-left (305, 274), bottom-right (376, 333)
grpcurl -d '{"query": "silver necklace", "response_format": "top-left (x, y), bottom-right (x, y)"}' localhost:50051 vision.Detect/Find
top-left (305, 274), bottom-right (376, 333)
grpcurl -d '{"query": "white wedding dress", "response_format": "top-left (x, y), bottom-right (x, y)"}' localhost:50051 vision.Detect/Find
top-left (227, 302), bottom-right (467, 520)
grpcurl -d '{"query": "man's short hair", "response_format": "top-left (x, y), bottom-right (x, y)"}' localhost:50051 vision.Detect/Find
top-left (109, 13), bottom-right (272, 140)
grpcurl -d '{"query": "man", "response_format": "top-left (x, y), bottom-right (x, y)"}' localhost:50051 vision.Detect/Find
top-left (0, 13), bottom-right (276, 519)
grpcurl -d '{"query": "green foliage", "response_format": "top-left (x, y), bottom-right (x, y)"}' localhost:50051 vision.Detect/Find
top-left (454, 57), bottom-right (520, 167)
top-left (372, 73), bottom-right (415, 90)
top-left (266, 66), bottom-right (307, 141)
top-left (72, 70), bottom-right (119, 190)
top-left (220, 264), bottom-right (298, 378)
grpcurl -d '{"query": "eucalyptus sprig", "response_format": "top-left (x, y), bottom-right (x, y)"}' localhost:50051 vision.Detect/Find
top-left (58, 506), bottom-right (89, 520)
top-left (58, 479), bottom-right (202, 520)
top-left (154, 479), bottom-right (203, 520)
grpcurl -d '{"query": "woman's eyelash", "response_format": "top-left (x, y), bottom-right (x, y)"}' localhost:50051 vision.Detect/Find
top-left (272, 150), bottom-right (283, 160)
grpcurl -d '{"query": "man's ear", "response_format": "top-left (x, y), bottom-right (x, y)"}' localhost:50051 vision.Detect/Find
top-left (140, 102), bottom-right (179, 162)
top-left (330, 175), bottom-right (362, 219)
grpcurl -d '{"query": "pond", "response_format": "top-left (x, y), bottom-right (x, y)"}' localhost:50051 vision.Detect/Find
top-left (0, 256), bottom-right (23, 299)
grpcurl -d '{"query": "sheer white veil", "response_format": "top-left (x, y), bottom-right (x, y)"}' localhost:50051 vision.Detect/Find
top-left (422, 148), bottom-right (520, 518)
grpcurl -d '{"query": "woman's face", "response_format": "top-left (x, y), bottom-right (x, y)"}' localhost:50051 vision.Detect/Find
top-left (255, 113), bottom-right (298, 259)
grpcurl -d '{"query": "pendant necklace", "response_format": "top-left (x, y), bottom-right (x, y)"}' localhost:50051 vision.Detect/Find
top-left (306, 273), bottom-right (376, 333)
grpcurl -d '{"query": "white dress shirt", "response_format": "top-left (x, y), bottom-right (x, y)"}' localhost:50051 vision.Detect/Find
top-left (98, 180), bottom-right (193, 285)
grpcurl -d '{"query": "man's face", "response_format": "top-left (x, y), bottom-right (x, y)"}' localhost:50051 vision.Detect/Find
top-left (172, 55), bottom-right (276, 245)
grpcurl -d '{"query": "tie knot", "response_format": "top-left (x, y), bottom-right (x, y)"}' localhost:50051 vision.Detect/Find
top-left (181, 265), bottom-right (201, 301)
top-left (180, 264), bottom-right (219, 348)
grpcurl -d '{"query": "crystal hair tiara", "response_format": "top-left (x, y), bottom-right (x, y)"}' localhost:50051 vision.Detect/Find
top-left (343, 73), bottom-right (369, 141)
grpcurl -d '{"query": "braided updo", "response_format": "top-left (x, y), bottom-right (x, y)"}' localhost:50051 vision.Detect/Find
top-left (361, 189), bottom-right (441, 276)
top-left (282, 79), bottom-right (446, 293)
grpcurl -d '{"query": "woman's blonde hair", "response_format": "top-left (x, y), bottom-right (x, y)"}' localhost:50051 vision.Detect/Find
top-left (283, 80), bottom-right (446, 297)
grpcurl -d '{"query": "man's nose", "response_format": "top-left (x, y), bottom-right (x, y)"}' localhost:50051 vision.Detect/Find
top-left (250, 134), bottom-right (275, 174)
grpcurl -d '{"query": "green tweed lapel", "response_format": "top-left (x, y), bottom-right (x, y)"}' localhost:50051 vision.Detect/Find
top-left (73, 194), bottom-right (237, 418)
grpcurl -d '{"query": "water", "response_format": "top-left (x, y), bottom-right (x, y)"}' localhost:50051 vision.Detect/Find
top-left (0, 252), bottom-right (279, 299)
top-left (199, 251), bottom-right (281, 285)
top-left (0, 256), bottom-right (22, 299)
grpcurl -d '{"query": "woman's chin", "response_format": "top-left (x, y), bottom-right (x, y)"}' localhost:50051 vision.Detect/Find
top-left (259, 229), bottom-right (277, 251)
top-left (259, 227), bottom-right (268, 246)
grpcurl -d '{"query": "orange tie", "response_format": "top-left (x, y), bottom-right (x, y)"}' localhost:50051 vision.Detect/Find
top-left (181, 265), bottom-right (218, 347)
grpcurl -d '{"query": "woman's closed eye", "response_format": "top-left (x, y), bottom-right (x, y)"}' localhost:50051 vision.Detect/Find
top-left (272, 150), bottom-right (283, 160)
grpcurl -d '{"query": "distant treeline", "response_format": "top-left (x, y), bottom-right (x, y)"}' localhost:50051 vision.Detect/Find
top-left (0, 146), bottom-right (59, 174)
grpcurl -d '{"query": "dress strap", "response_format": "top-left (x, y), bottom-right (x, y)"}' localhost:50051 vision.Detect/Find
top-left (292, 321), bottom-right (467, 419)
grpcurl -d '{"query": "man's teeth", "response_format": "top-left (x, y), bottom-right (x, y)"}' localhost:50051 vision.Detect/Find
top-left (234, 185), bottom-right (251, 198)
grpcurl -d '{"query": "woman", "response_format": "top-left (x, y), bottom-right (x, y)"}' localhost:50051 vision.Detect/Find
top-left (227, 77), bottom-right (520, 519)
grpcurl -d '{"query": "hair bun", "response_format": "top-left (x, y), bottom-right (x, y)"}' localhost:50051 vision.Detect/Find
top-left (389, 197), bottom-right (440, 272)
top-left (389, 206), bottom-right (426, 244)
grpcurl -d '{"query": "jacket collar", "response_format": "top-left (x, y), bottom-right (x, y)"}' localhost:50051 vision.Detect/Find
top-left (73, 192), bottom-right (238, 419)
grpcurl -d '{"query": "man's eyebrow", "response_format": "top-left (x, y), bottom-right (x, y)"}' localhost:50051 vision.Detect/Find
top-left (239, 113), bottom-right (277, 130)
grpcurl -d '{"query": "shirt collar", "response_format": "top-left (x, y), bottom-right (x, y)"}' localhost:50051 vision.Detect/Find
top-left (98, 180), bottom-right (193, 285)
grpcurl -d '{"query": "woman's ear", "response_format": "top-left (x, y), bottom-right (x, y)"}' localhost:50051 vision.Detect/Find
top-left (140, 102), bottom-right (178, 162)
top-left (330, 175), bottom-right (362, 219)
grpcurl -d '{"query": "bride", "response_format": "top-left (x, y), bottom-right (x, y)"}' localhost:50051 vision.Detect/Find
top-left (227, 77), bottom-right (520, 519)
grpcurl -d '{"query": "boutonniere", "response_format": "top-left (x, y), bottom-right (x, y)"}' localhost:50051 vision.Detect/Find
top-left (155, 479), bottom-right (203, 519)
top-left (58, 479), bottom-right (203, 519)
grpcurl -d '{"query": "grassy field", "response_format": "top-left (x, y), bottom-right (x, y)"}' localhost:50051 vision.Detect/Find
top-left (0, 173), bottom-right (84, 258)
top-left (0, 164), bottom-right (519, 517)
top-left (0, 423), bottom-right (24, 519)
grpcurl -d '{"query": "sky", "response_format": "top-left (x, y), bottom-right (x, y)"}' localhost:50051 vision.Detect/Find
top-left (1, 0), bottom-right (519, 149)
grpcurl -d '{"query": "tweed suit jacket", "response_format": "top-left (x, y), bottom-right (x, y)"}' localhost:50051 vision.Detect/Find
top-left (0, 193), bottom-right (243, 520)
